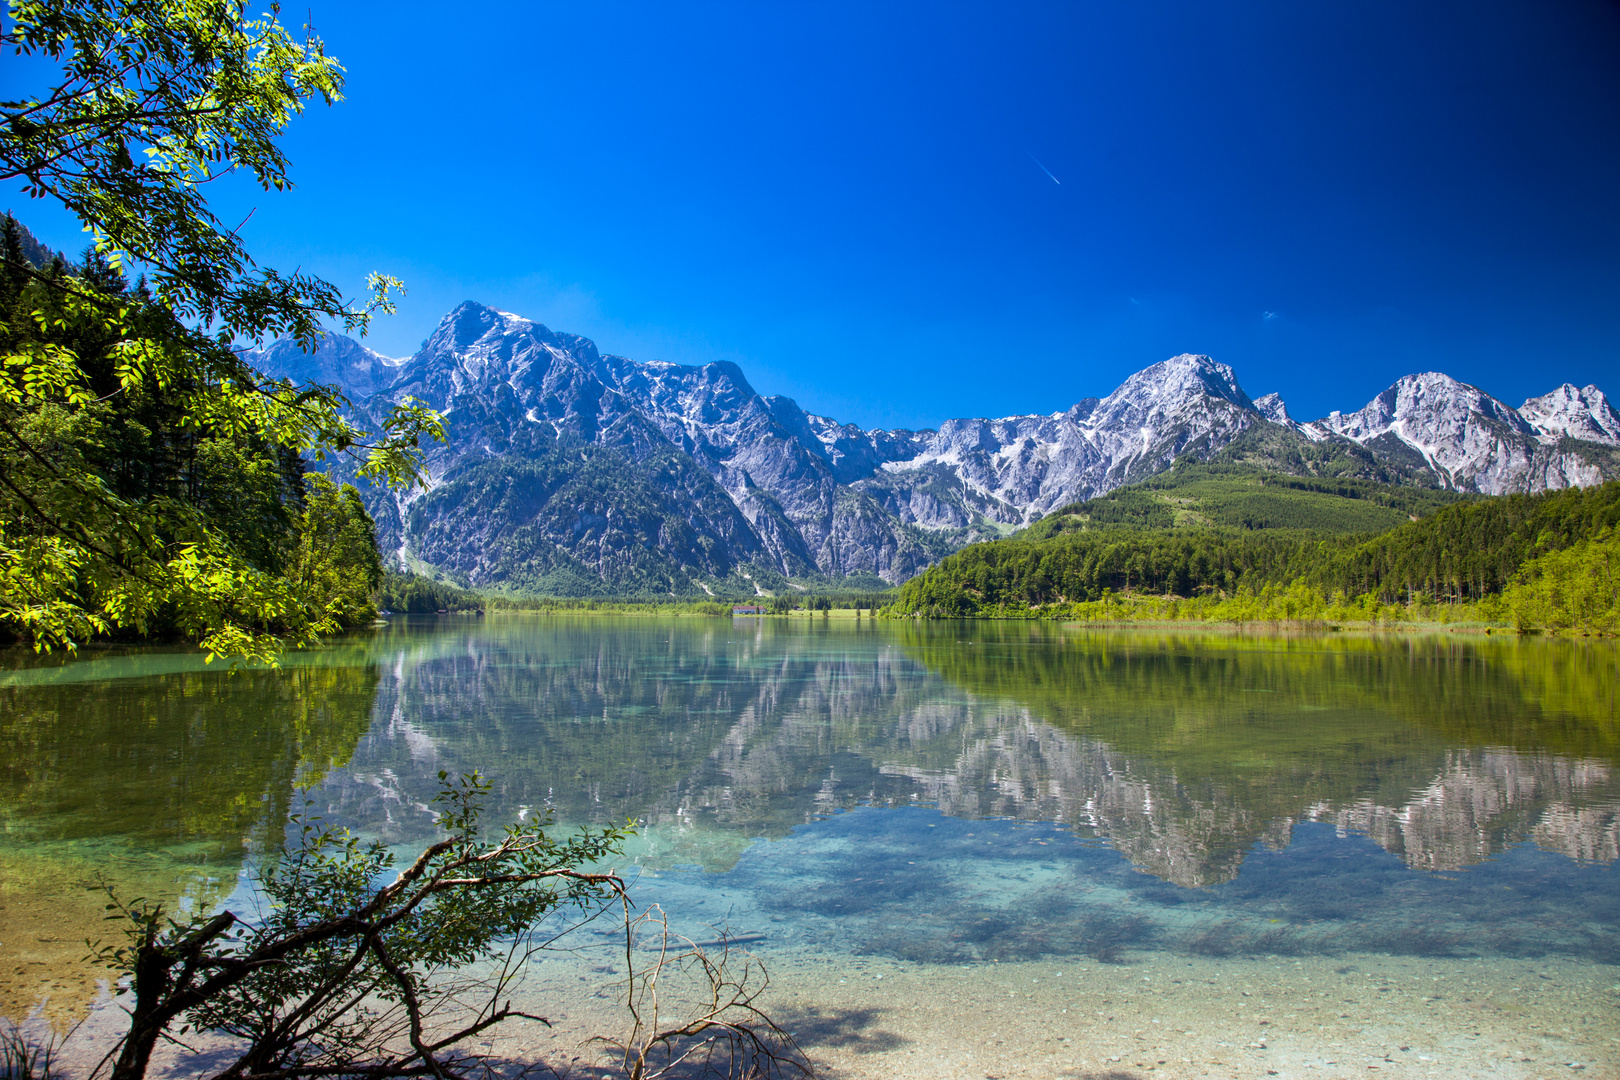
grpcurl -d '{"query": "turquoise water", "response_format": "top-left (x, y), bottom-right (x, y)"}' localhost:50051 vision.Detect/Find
top-left (3, 617), bottom-right (1617, 1077)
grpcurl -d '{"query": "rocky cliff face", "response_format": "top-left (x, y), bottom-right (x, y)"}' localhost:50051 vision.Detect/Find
top-left (248, 303), bottom-right (1620, 593)
top-left (1298, 372), bottom-right (1620, 494)
top-left (844, 353), bottom-right (1262, 526)
top-left (1519, 382), bottom-right (1620, 444)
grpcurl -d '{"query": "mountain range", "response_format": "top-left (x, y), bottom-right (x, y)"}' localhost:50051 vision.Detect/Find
top-left (249, 301), bottom-right (1620, 595)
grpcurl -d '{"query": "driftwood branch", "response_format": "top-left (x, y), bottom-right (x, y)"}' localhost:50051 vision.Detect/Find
top-left (595, 903), bottom-right (813, 1080)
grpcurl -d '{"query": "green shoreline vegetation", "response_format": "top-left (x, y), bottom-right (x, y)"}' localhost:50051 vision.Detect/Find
top-left (882, 473), bottom-right (1620, 635)
top-left (374, 570), bottom-right (894, 618)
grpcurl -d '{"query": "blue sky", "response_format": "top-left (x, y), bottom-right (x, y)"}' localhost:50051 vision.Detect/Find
top-left (7, 1), bottom-right (1620, 430)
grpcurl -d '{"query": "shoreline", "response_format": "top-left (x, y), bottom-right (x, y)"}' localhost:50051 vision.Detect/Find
top-left (888, 615), bottom-right (1523, 635)
top-left (454, 609), bottom-right (1613, 640)
top-left (32, 947), bottom-right (1617, 1080)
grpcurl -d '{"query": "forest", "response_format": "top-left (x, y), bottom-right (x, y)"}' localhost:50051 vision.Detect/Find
top-left (1021, 460), bottom-right (1468, 537)
top-left (885, 477), bottom-right (1620, 633)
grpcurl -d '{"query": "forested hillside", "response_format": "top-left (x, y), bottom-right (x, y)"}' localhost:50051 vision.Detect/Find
top-left (1022, 460), bottom-right (1466, 537)
top-left (886, 474), bottom-right (1620, 628)
top-left (1, 213), bottom-right (61, 269)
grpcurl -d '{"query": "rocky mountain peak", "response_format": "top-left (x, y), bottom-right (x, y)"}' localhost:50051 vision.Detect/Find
top-left (600, 356), bottom-right (762, 428)
top-left (1312, 372), bottom-right (1529, 443)
top-left (435, 301), bottom-right (508, 350)
top-left (1079, 353), bottom-right (1258, 464)
top-left (1065, 396), bottom-right (1102, 423)
top-left (1301, 372), bottom-right (1615, 493)
top-left (1110, 353), bottom-right (1254, 412)
top-left (1252, 392), bottom-right (1291, 424)
top-left (243, 331), bottom-right (403, 398)
top-left (1519, 383), bottom-right (1620, 446)
top-left (396, 303), bottom-right (620, 415)
top-left (410, 301), bottom-right (545, 365)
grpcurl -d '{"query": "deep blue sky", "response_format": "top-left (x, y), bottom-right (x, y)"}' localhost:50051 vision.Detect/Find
top-left (8, 1), bottom-right (1620, 430)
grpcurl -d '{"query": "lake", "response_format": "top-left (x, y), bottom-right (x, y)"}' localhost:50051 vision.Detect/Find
top-left (2, 617), bottom-right (1617, 1079)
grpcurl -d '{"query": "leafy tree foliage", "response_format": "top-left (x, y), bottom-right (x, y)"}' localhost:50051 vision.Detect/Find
top-left (0, 2), bottom-right (444, 660)
top-left (0, 224), bottom-right (408, 658)
top-left (285, 473), bottom-right (384, 627)
top-left (3, 0), bottom-right (375, 343)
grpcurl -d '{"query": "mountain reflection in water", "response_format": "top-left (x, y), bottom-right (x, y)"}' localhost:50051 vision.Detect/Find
top-left (2, 618), bottom-right (1616, 1023)
top-left (325, 620), bottom-right (1620, 887)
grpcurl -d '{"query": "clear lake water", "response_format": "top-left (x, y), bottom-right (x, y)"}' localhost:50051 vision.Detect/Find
top-left (2, 616), bottom-right (1617, 1078)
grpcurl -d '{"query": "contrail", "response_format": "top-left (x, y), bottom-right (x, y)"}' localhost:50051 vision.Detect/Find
top-left (1028, 152), bottom-right (1061, 185)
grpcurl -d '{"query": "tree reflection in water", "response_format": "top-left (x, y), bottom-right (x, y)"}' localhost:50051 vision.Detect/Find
top-left (0, 651), bottom-right (380, 1023)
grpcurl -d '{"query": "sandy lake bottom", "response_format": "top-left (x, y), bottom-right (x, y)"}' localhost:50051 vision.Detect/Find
top-left (39, 811), bottom-right (1619, 1080)
top-left (520, 952), bottom-right (1619, 1080)
top-left (41, 943), bottom-right (1619, 1080)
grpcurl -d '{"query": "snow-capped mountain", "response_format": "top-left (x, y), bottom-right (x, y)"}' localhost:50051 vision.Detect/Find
top-left (247, 302), bottom-right (1620, 593)
top-left (835, 353), bottom-right (1261, 527)
top-left (1298, 372), bottom-right (1620, 494)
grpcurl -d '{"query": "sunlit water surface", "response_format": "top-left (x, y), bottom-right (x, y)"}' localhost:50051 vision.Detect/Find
top-left (3, 617), bottom-right (1617, 1079)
